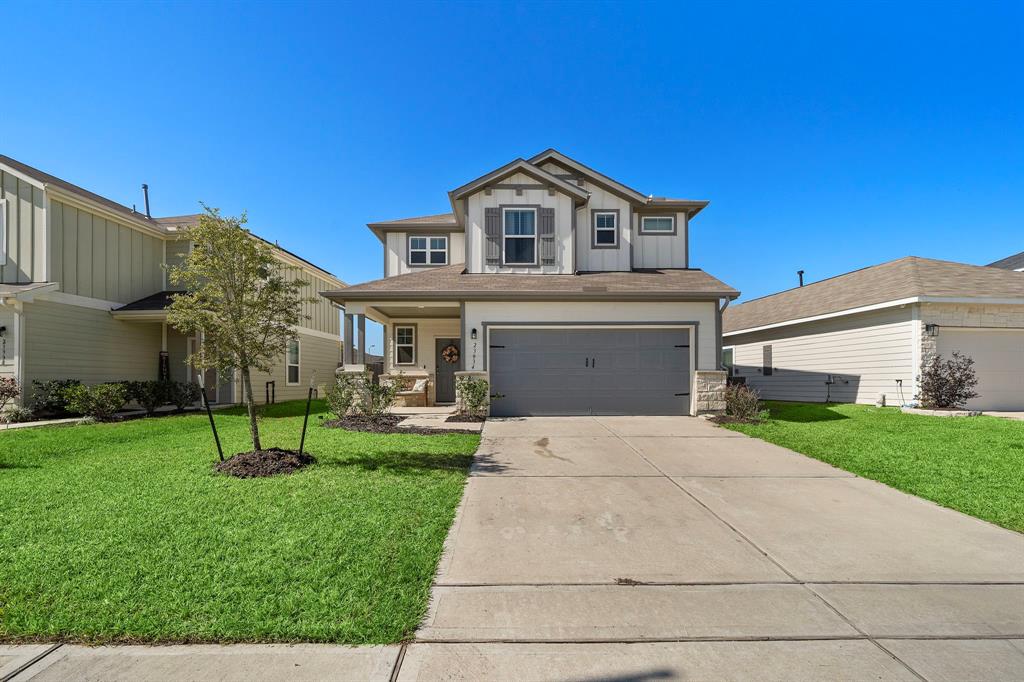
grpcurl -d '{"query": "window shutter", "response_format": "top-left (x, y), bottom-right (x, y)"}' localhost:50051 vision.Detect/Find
top-left (484, 207), bottom-right (501, 265)
top-left (539, 207), bottom-right (556, 265)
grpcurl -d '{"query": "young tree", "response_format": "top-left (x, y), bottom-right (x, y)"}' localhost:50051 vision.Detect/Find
top-left (166, 205), bottom-right (315, 451)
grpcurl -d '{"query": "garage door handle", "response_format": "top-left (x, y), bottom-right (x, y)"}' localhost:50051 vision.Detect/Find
top-left (675, 392), bottom-right (690, 396)
top-left (592, 358), bottom-right (596, 368)
top-left (585, 358), bottom-right (589, 367)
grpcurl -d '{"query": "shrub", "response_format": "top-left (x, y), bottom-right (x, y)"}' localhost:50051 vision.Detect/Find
top-left (167, 381), bottom-right (201, 412)
top-left (724, 384), bottom-right (764, 421)
top-left (2, 405), bottom-right (34, 424)
top-left (456, 376), bottom-right (493, 418)
top-left (0, 377), bottom-right (20, 415)
top-left (31, 379), bottom-right (82, 417)
top-left (325, 373), bottom-right (361, 419)
top-left (357, 373), bottom-right (397, 421)
top-left (918, 352), bottom-right (980, 409)
top-left (64, 383), bottom-right (128, 422)
top-left (126, 380), bottom-right (171, 416)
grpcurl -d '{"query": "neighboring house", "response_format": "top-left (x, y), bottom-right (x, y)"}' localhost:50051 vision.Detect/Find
top-left (988, 251), bottom-right (1024, 271)
top-left (722, 257), bottom-right (1024, 411)
top-left (0, 155), bottom-right (345, 407)
top-left (323, 149), bottom-right (738, 416)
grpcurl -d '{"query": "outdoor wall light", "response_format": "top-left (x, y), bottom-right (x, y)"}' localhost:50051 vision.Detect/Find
top-left (925, 324), bottom-right (939, 337)
top-left (471, 328), bottom-right (478, 340)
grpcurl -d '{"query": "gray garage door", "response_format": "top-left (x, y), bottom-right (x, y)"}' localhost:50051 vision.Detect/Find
top-left (489, 328), bottom-right (691, 416)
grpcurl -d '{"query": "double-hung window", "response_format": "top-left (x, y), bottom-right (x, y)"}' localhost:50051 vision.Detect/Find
top-left (503, 208), bottom-right (537, 265)
top-left (593, 211), bottom-right (617, 246)
top-left (286, 339), bottom-right (300, 385)
top-left (409, 236), bottom-right (448, 265)
top-left (395, 325), bottom-right (415, 365)
top-left (640, 216), bottom-right (675, 234)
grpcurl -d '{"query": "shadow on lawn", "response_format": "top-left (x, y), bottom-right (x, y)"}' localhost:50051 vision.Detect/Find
top-left (766, 402), bottom-right (851, 423)
top-left (323, 450), bottom-right (481, 474)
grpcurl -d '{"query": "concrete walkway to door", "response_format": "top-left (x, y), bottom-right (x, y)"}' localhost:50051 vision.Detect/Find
top-left (400, 416), bottom-right (1024, 681)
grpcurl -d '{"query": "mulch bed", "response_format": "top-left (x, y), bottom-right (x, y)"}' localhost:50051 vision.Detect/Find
top-left (446, 414), bottom-right (486, 423)
top-left (707, 415), bottom-right (763, 425)
top-left (321, 415), bottom-right (480, 435)
top-left (213, 448), bottom-right (316, 478)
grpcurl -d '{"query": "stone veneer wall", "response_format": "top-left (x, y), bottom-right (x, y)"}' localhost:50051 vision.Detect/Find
top-left (694, 370), bottom-right (727, 415)
top-left (918, 303), bottom-right (1024, 362)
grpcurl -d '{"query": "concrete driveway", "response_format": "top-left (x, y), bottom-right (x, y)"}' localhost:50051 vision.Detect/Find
top-left (402, 416), bottom-right (1024, 681)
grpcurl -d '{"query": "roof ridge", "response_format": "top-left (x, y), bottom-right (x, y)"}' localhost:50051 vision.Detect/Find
top-left (730, 256), bottom-right (912, 308)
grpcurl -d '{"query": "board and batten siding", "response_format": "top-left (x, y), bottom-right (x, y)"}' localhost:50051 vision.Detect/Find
top-left (49, 199), bottom-right (164, 303)
top-left (22, 300), bottom-right (163, 385)
top-left (385, 231), bottom-right (465, 277)
top-left (1, 170), bottom-right (47, 284)
top-left (725, 306), bottom-right (916, 405)
top-left (574, 182), bottom-right (632, 272)
top-left (165, 239), bottom-right (190, 290)
top-left (283, 266), bottom-right (341, 336)
top-left (632, 210), bottom-right (689, 269)
top-left (465, 172), bottom-right (574, 274)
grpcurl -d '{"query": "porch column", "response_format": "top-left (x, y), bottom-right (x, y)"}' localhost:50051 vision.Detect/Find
top-left (356, 314), bottom-right (366, 364)
top-left (343, 312), bottom-right (354, 365)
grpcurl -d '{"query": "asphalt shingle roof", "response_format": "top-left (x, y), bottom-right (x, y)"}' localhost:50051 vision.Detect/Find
top-left (328, 263), bottom-right (738, 301)
top-left (988, 251), bottom-right (1024, 270)
top-left (723, 256), bottom-right (1024, 334)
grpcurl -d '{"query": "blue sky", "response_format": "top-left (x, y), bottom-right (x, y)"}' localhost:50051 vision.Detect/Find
top-left (4, 1), bottom-right (1021, 351)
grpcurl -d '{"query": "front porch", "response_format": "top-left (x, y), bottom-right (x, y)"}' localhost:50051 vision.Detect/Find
top-left (341, 301), bottom-right (467, 407)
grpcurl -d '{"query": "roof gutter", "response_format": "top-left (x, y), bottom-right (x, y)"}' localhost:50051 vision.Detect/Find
top-left (321, 290), bottom-right (735, 303)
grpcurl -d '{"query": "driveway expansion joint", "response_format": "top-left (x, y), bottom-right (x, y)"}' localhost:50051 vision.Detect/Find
top-left (1, 643), bottom-right (62, 682)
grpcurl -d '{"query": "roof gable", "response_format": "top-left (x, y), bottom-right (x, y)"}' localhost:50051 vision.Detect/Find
top-left (448, 158), bottom-right (590, 203)
top-left (528, 149), bottom-right (648, 203)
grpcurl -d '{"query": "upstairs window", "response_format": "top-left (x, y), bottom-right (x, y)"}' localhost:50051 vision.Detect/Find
top-left (640, 216), bottom-right (675, 234)
top-left (395, 325), bottom-right (416, 365)
top-left (503, 208), bottom-right (537, 265)
top-left (286, 339), bottom-right (300, 385)
top-left (593, 211), bottom-right (618, 247)
top-left (409, 236), bottom-right (448, 265)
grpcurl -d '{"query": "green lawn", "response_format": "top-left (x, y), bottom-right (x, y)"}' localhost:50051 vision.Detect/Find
top-left (0, 400), bottom-right (479, 644)
top-left (721, 401), bottom-right (1024, 533)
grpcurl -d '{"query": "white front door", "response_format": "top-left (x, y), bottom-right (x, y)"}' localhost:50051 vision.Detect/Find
top-left (188, 337), bottom-right (218, 403)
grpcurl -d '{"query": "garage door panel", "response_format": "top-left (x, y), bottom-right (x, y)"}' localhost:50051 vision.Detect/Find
top-left (489, 328), bottom-right (691, 416)
top-left (936, 330), bottom-right (1024, 411)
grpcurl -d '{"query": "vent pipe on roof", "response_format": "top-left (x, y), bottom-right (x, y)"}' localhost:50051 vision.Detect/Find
top-left (142, 184), bottom-right (151, 219)
top-left (797, 270), bottom-right (805, 287)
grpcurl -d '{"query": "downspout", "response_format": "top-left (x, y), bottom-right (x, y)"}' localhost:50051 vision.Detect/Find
top-left (716, 298), bottom-right (730, 371)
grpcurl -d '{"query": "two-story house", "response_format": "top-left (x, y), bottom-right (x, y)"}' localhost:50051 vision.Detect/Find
top-left (0, 154), bottom-right (345, 408)
top-left (323, 150), bottom-right (739, 416)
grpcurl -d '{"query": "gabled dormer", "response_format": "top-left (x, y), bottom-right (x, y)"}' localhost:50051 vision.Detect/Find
top-left (370, 149), bottom-right (709, 277)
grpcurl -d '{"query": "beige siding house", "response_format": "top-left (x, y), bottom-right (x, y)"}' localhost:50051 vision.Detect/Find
top-left (0, 155), bottom-right (345, 408)
top-left (324, 149), bottom-right (738, 416)
top-left (723, 257), bottom-right (1024, 411)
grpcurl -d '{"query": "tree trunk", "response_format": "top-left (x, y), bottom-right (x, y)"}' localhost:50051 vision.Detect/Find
top-left (241, 366), bottom-right (261, 451)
